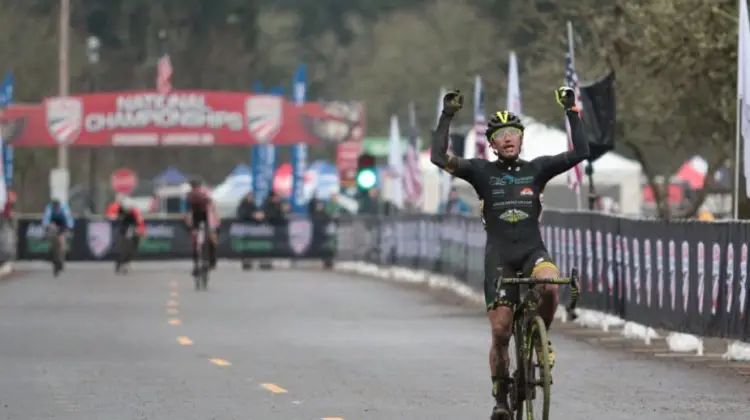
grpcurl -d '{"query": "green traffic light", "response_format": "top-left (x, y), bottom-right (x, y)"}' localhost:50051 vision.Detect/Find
top-left (356, 168), bottom-right (378, 190)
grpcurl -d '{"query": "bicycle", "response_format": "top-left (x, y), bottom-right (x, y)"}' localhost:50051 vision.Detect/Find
top-left (496, 268), bottom-right (579, 420)
top-left (46, 224), bottom-right (66, 277)
top-left (115, 225), bottom-right (137, 275)
top-left (193, 221), bottom-right (211, 291)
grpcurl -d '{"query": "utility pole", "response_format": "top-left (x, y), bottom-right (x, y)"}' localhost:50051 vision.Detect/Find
top-left (58, 0), bottom-right (70, 171)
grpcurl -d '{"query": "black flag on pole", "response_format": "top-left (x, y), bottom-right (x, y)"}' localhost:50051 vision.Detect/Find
top-left (580, 71), bottom-right (616, 162)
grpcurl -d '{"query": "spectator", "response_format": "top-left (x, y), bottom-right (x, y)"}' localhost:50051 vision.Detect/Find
top-left (263, 191), bottom-right (286, 225)
top-left (3, 189), bottom-right (16, 219)
top-left (439, 188), bottom-right (471, 215)
top-left (236, 192), bottom-right (264, 222)
top-left (308, 193), bottom-right (320, 215)
top-left (324, 194), bottom-right (343, 219)
top-left (236, 192), bottom-right (265, 270)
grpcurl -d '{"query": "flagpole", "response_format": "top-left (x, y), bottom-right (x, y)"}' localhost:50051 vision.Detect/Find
top-left (57, 0), bottom-right (70, 181)
top-left (734, 0), bottom-right (744, 219)
top-left (734, 97), bottom-right (741, 219)
top-left (567, 21), bottom-right (583, 211)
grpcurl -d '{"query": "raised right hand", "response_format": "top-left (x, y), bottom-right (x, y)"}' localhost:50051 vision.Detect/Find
top-left (442, 90), bottom-right (464, 116)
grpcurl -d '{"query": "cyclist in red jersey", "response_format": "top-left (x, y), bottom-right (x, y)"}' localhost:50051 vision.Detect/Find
top-left (184, 179), bottom-right (220, 275)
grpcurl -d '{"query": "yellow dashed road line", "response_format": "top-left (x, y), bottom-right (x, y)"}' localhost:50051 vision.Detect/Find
top-left (209, 358), bottom-right (231, 367)
top-left (322, 417), bottom-right (344, 420)
top-left (166, 308), bottom-right (179, 315)
top-left (168, 318), bottom-right (181, 326)
top-left (176, 336), bottom-right (193, 345)
top-left (260, 383), bottom-right (288, 394)
top-left (169, 280), bottom-right (178, 287)
top-left (170, 291), bottom-right (178, 297)
top-left (166, 300), bottom-right (179, 307)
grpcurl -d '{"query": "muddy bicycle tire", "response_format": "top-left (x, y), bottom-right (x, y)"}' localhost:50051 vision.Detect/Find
top-left (508, 319), bottom-right (526, 420)
top-left (525, 316), bottom-right (551, 420)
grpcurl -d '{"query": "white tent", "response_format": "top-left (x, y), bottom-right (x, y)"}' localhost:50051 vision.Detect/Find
top-left (521, 117), bottom-right (642, 213)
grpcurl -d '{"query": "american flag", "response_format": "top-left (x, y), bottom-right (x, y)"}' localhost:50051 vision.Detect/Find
top-left (156, 53), bottom-right (173, 94)
top-left (474, 75), bottom-right (487, 159)
top-left (403, 102), bottom-right (424, 208)
top-left (564, 52), bottom-right (583, 191)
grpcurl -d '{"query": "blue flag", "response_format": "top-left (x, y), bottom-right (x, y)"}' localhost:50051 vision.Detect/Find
top-left (0, 72), bottom-right (13, 108)
top-left (0, 72), bottom-right (14, 187)
top-left (251, 145), bottom-right (276, 207)
top-left (290, 64), bottom-right (308, 214)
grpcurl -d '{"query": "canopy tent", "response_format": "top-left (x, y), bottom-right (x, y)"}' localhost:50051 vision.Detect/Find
top-left (227, 163), bottom-right (252, 178)
top-left (211, 163), bottom-right (253, 215)
top-left (273, 160), bottom-right (340, 200)
top-left (520, 117), bottom-right (643, 213)
top-left (153, 166), bottom-right (188, 185)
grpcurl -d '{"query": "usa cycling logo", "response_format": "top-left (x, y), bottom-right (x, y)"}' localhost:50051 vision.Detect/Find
top-left (87, 221), bottom-right (112, 259)
top-left (45, 97), bottom-right (83, 144)
top-left (288, 219), bottom-right (312, 255)
top-left (245, 94), bottom-right (283, 144)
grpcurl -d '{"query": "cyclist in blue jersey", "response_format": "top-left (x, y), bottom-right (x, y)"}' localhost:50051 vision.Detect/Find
top-left (42, 199), bottom-right (75, 273)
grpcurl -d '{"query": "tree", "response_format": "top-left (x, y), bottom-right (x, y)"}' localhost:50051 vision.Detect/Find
top-left (519, 0), bottom-right (736, 219)
top-left (341, 0), bottom-right (509, 138)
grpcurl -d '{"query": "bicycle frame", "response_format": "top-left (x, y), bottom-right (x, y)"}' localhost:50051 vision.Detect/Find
top-left (496, 268), bottom-right (580, 321)
top-left (193, 221), bottom-right (211, 290)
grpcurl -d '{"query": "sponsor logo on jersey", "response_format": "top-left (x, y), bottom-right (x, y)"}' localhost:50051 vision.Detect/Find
top-left (489, 174), bottom-right (534, 186)
top-left (499, 209), bottom-right (529, 223)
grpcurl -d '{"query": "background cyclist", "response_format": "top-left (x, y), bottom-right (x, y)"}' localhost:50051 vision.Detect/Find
top-left (183, 179), bottom-right (220, 276)
top-left (41, 198), bottom-right (75, 273)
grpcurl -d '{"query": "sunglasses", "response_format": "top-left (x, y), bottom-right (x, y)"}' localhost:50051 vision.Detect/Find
top-left (490, 127), bottom-right (523, 141)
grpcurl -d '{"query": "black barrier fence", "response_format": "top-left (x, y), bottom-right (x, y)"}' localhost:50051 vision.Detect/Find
top-left (335, 212), bottom-right (750, 343)
top-left (16, 217), bottom-right (337, 261)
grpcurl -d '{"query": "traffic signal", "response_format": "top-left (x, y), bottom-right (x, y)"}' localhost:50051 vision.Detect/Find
top-left (356, 153), bottom-right (378, 190)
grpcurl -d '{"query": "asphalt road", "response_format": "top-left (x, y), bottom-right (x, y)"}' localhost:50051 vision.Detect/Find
top-left (1, 261), bottom-right (748, 420)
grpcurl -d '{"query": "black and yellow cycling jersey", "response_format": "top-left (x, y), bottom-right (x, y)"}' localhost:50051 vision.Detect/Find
top-left (431, 109), bottom-right (589, 310)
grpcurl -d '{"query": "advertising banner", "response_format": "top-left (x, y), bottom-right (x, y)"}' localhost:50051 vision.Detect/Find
top-left (0, 91), bottom-right (367, 147)
top-left (16, 217), bottom-right (337, 261)
top-left (336, 212), bottom-right (750, 343)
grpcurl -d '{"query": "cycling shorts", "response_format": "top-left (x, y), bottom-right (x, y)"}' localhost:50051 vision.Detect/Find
top-left (49, 218), bottom-right (72, 231)
top-left (484, 244), bottom-right (557, 311)
top-left (190, 210), bottom-right (218, 231)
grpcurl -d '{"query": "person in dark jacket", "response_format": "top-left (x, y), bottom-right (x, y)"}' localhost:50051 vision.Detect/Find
top-left (236, 192), bottom-right (264, 222)
top-left (263, 191), bottom-right (287, 225)
top-left (236, 192), bottom-right (264, 270)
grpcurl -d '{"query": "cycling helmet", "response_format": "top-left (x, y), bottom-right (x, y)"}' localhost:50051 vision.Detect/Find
top-left (485, 110), bottom-right (524, 140)
top-left (188, 178), bottom-right (202, 188)
top-left (50, 199), bottom-right (61, 208)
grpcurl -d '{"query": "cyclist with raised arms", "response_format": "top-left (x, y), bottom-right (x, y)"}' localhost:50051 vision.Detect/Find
top-left (430, 87), bottom-right (589, 420)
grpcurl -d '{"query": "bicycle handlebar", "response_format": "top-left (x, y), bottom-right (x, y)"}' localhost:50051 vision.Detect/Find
top-left (498, 267), bottom-right (580, 321)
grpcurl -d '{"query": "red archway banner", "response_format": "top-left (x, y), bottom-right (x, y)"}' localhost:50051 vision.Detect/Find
top-left (0, 90), bottom-right (365, 147)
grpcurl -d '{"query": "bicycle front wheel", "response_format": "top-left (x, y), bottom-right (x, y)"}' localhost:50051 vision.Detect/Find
top-left (508, 322), bottom-right (526, 420)
top-left (525, 316), bottom-right (551, 420)
top-left (200, 239), bottom-right (211, 289)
